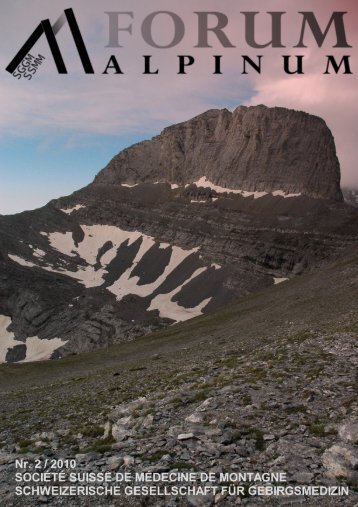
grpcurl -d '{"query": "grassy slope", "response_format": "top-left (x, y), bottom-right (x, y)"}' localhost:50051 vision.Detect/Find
top-left (0, 255), bottom-right (358, 394)
top-left (0, 254), bottom-right (358, 507)
top-left (0, 255), bottom-right (358, 458)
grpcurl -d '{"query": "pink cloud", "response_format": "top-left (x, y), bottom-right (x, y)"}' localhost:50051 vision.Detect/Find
top-left (1, 0), bottom-right (357, 188)
top-left (242, 1), bottom-right (358, 188)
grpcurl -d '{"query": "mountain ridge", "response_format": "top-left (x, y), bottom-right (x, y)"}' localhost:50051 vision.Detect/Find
top-left (95, 105), bottom-right (343, 201)
top-left (0, 104), bottom-right (357, 363)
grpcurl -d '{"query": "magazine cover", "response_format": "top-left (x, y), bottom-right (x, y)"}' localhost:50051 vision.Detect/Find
top-left (1, 1), bottom-right (357, 506)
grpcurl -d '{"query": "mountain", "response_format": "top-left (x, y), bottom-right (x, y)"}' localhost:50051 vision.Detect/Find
top-left (343, 187), bottom-right (358, 207)
top-left (0, 105), bottom-right (357, 363)
top-left (0, 249), bottom-right (357, 505)
top-left (96, 105), bottom-right (342, 201)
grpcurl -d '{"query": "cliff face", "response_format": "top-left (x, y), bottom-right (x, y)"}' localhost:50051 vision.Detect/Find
top-left (95, 105), bottom-right (343, 201)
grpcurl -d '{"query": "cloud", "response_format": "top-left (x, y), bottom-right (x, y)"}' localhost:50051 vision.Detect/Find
top-left (242, 0), bottom-right (358, 188)
top-left (0, 0), bottom-right (251, 138)
top-left (0, 0), bottom-right (357, 190)
top-left (245, 72), bottom-right (357, 187)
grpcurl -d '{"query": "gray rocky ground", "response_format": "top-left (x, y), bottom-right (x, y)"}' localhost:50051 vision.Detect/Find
top-left (0, 251), bottom-right (357, 506)
top-left (1, 106), bottom-right (357, 505)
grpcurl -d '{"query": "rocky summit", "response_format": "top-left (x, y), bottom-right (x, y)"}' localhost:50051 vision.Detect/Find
top-left (95, 105), bottom-right (342, 201)
top-left (0, 105), bottom-right (357, 363)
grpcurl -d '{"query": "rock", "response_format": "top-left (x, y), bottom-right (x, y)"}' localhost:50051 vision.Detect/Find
top-left (40, 432), bottom-right (55, 440)
top-left (322, 444), bottom-right (358, 481)
top-left (338, 420), bottom-right (358, 444)
top-left (219, 431), bottom-right (238, 445)
top-left (112, 442), bottom-right (131, 451)
top-left (292, 471), bottom-right (314, 483)
top-left (214, 492), bottom-right (228, 504)
top-left (56, 429), bottom-right (70, 437)
top-left (107, 456), bottom-right (123, 470)
top-left (178, 433), bottom-right (196, 441)
top-left (196, 398), bottom-right (213, 412)
top-left (112, 416), bottom-right (134, 441)
top-left (110, 398), bottom-right (146, 420)
top-left (0, 454), bottom-right (13, 465)
top-left (187, 494), bottom-right (214, 507)
top-left (185, 414), bottom-right (204, 425)
top-left (96, 458), bottom-right (107, 466)
top-left (235, 445), bottom-right (250, 458)
top-left (204, 429), bottom-right (222, 437)
top-left (168, 426), bottom-right (182, 437)
top-left (263, 434), bottom-right (275, 441)
top-left (141, 414), bottom-right (154, 429)
top-left (96, 106), bottom-right (343, 201)
top-left (75, 453), bottom-right (88, 462)
top-left (103, 421), bottom-right (112, 440)
top-left (123, 455), bottom-right (135, 467)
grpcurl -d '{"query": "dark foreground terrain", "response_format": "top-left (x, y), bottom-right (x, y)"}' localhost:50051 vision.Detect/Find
top-left (0, 250), bottom-right (357, 506)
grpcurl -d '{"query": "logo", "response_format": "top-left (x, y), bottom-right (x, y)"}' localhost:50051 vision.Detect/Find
top-left (6, 9), bottom-right (352, 79)
top-left (6, 8), bottom-right (94, 77)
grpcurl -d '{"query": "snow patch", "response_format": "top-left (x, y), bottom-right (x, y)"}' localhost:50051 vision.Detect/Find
top-left (8, 224), bottom-right (211, 323)
top-left (148, 267), bottom-right (211, 322)
top-left (0, 315), bottom-right (67, 363)
top-left (0, 315), bottom-right (21, 362)
top-left (108, 244), bottom-right (199, 301)
top-left (21, 337), bottom-right (67, 363)
top-left (193, 177), bottom-right (269, 199)
top-left (274, 277), bottom-right (289, 285)
top-left (192, 177), bottom-right (301, 199)
top-left (121, 183), bottom-right (138, 188)
top-left (61, 205), bottom-right (86, 215)
top-left (242, 190), bottom-right (268, 198)
top-left (8, 254), bottom-right (37, 268)
top-left (44, 226), bottom-right (147, 287)
top-left (47, 232), bottom-right (77, 258)
top-left (272, 191), bottom-right (302, 198)
top-left (193, 177), bottom-right (247, 195)
top-left (33, 248), bottom-right (46, 258)
top-left (48, 225), bottom-right (141, 266)
top-left (8, 253), bottom-right (101, 286)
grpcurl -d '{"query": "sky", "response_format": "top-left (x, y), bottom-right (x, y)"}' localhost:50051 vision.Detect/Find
top-left (0, 0), bottom-right (357, 214)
